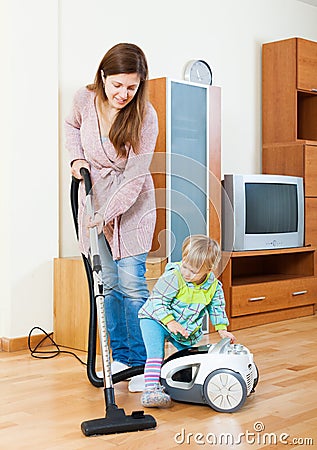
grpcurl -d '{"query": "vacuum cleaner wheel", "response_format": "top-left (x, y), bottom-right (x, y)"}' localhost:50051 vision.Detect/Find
top-left (203, 368), bottom-right (247, 412)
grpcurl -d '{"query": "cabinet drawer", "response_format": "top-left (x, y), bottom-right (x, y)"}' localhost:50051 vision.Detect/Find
top-left (145, 257), bottom-right (167, 279)
top-left (231, 277), bottom-right (317, 316)
top-left (297, 38), bottom-right (317, 91)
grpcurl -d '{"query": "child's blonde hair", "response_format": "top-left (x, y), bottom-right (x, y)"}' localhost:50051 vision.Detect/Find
top-left (181, 235), bottom-right (221, 272)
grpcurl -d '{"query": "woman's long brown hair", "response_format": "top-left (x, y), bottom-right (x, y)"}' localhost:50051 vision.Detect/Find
top-left (87, 43), bottom-right (149, 157)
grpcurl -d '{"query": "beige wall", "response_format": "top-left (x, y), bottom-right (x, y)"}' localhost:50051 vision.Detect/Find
top-left (0, 0), bottom-right (58, 338)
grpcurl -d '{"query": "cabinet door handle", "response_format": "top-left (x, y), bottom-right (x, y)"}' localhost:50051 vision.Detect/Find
top-left (292, 290), bottom-right (308, 296)
top-left (248, 296), bottom-right (266, 302)
top-left (311, 88), bottom-right (317, 92)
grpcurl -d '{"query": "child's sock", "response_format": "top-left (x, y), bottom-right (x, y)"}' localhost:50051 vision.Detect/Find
top-left (144, 358), bottom-right (163, 388)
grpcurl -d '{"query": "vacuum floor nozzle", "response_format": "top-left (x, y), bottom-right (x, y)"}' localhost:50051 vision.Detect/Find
top-left (81, 406), bottom-right (157, 436)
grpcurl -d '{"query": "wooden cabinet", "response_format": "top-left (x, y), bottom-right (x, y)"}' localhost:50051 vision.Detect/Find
top-left (53, 257), bottom-right (90, 352)
top-left (297, 38), bottom-right (317, 90)
top-left (220, 247), bottom-right (316, 331)
top-left (263, 142), bottom-right (317, 195)
top-left (53, 256), bottom-right (167, 351)
top-left (262, 37), bottom-right (317, 145)
top-left (262, 141), bottom-right (317, 249)
top-left (262, 37), bottom-right (317, 269)
top-left (148, 77), bottom-right (221, 260)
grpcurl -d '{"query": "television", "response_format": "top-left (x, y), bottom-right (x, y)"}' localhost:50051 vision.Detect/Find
top-left (222, 174), bottom-right (304, 252)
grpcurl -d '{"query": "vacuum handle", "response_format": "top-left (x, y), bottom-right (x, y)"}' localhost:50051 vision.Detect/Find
top-left (79, 167), bottom-right (99, 259)
top-left (78, 167), bottom-right (113, 389)
top-left (208, 337), bottom-right (231, 354)
top-left (80, 167), bottom-right (92, 195)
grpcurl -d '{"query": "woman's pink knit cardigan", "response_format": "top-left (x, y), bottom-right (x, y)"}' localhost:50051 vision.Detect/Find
top-left (65, 87), bottom-right (158, 260)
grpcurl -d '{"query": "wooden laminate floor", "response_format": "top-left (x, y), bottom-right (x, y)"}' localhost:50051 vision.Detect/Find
top-left (1, 315), bottom-right (317, 450)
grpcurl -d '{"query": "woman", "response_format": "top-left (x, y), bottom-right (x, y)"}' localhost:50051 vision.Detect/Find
top-left (65, 43), bottom-right (158, 392)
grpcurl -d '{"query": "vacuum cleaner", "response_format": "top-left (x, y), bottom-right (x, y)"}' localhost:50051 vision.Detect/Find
top-left (71, 168), bottom-right (156, 436)
top-left (160, 337), bottom-right (258, 412)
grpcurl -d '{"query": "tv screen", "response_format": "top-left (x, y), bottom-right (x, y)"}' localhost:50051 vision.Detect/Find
top-left (245, 183), bottom-right (298, 234)
top-left (221, 174), bottom-right (304, 251)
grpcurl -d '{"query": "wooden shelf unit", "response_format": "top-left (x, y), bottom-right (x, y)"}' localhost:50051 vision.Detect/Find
top-left (262, 37), bottom-right (317, 145)
top-left (220, 247), bottom-right (316, 331)
top-left (262, 37), bottom-right (317, 269)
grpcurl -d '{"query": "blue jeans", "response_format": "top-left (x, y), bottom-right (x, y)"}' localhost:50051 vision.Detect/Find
top-left (98, 234), bottom-right (148, 366)
top-left (140, 318), bottom-right (191, 360)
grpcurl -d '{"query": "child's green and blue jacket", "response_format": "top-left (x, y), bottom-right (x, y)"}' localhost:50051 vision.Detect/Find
top-left (138, 262), bottom-right (229, 346)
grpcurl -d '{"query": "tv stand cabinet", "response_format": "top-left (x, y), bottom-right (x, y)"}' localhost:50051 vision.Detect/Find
top-left (220, 246), bottom-right (316, 331)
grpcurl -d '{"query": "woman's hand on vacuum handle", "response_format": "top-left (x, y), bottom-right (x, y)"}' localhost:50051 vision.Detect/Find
top-left (87, 212), bottom-right (104, 235)
top-left (71, 159), bottom-right (90, 180)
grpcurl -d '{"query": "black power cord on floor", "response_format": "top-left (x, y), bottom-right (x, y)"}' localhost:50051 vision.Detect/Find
top-left (28, 326), bottom-right (87, 366)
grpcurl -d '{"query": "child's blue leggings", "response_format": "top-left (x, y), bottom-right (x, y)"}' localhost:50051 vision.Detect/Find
top-left (140, 318), bottom-right (190, 359)
top-left (140, 318), bottom-right (192, 387)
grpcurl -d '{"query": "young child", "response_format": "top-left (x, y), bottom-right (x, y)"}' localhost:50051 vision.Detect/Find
top-left (138, 234), bottom-right (236, 408)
